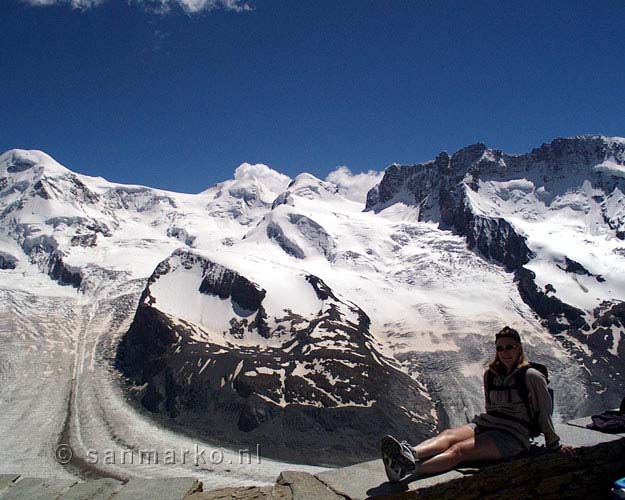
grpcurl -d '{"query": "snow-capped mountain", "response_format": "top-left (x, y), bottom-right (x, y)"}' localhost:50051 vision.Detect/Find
top-left (0, 137), bottom-right (624, 474)
top-left (365, 136), bottom-right (625, 408)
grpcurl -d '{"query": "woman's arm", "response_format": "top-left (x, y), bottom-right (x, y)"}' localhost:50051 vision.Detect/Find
top-left (526, 370), bottom-right (576, 457)
top-left (525, 368), bottom-right (560, 449)
top-left (483, 370), bottom-right (489, 405)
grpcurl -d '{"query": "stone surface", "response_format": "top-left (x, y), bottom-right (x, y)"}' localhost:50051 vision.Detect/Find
top-left (556, 422), bottom-right (624, 446)
top-left (315, 458), bottom-right (463, 499)
top-left (277, 471), bottom-right (343, 500)
top-left (567, 413), bottom-right (625, 436)
top-left (567, 415), bottom-right (594, 429)
top-left (0, 477), bottom-right (76, 500)
top-left (0, 475), bottom-right (20, 495)
top-left (113, 478), bottom-right (201, 500)
top-left (186, 484), bottom-right (291, 499)
top-left (60, 478), bottom-right (124, 499)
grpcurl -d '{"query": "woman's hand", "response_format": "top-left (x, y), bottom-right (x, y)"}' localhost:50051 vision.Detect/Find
top-left (559, 444), bottom-right (576, 458)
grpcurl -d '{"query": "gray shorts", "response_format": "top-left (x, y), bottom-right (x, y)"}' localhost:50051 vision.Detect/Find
top-left (468, 423), bottom-right (526, 459)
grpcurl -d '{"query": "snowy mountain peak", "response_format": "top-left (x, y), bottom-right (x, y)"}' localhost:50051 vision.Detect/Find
top-left (287, 172), bottom-right (339, 200)
top-left (0, 149), bottom-right (70, 177)
top-left (200, 162), bottom-right (291, 213)
top-left (228, 162), bottom-right (291, 203)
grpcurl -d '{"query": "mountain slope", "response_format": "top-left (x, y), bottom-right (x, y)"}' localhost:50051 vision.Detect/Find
top-left (0, 137), bottom-right (623, 473)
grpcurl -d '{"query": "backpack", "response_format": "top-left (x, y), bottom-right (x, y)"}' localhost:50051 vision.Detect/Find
top-left (587, 412), bottom-right (625, 433)
top-left (586, 396), bottom-right (625, 433)
top-left (485, 362), bottom-right (553, 438)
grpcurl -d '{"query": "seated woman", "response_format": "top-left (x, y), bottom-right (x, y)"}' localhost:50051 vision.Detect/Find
top-left (382, 326), bottom-right (575, 482)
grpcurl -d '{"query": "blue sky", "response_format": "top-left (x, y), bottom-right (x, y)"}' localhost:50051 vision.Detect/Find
top-left (1, 0), bottom-right (624, 193)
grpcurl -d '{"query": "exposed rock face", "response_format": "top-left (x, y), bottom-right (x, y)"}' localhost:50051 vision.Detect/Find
top-left (116, 249), bottom-right (435, 466)
top-left (8, 226), bottom-right (82, 287)
top-left (271, 191), bottom-right (294, 209)
top-left (287, 214), bottom-right (335, 259)
top-left (48, 252), bottom-right (82, 288)
top-left (514, 268), bottom-right (586, 334)
top-left (455, 203), bottom-right (533, 272)
top-left (198, 263), bottom-right (266, 313)
top-left (0, 251), bottom-right (17, 269)
top-left (266, 221), bottom-right (306, 259)
top-left (260, 211), bottom-right (336, 261)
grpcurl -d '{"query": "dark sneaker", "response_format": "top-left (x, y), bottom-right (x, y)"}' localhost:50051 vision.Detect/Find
top-left (382, 454), bottom-right (405, 483)
top-left (381, 435), bottom-right (417, 469)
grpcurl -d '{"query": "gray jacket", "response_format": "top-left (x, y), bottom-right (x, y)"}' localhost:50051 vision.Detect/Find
top-left (472, 366), bottom-right (560, 450)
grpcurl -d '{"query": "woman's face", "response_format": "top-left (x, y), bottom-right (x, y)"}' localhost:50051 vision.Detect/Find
top-left (496, 338), bottom-right (521, 370)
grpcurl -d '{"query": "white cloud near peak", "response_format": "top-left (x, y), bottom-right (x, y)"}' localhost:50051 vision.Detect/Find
top-left (233, 162), bottom-right (291, 193)
top-left (326, 166), bottom-right (383, 204)
top-left (22, 0), bottom-right (252, 13)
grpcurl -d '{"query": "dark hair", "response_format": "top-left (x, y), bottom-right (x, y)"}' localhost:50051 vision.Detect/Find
top-left (495, 326), bottom-right (521, 343)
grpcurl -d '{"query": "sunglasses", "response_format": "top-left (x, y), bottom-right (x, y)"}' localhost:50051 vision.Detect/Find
top-left (496, 343), bottom-right (518, 352)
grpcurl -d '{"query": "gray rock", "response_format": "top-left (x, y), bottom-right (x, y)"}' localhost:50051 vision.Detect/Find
top-left (187, 484), bottom-right (291, 499)
top-left (61, 478), bottom-right (123, 499)
top-left (556, 422), bottom-right (624, 447)
top-left (0, 475), bottom-right (20, 495)
top-left (266, 221), bottom-right (305, 259)
top-left (277, 471), bottom-right (343, 500)
top-left (0, 251), bottom-right (17, 270)
top-left (2, 477), bottom-right (76, 500)
top-left (112, 477), bottom-right (200, 500)
top-left (287, 214), bottom-right (335, 259)
top-left (315, 459), bottom-right (463, 500)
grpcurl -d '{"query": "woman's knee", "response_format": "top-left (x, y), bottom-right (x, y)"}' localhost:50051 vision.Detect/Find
top-left (439, 429), bottom-right (454, 439)
top-left (441, 425), bottom-right (472, 444)
top-left (437, 429), bottom-right (456, 447)
top-left (447, 442), bottom-right (469, 463)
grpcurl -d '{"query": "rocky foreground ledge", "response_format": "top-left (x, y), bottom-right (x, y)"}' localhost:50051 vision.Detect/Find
top-left (1, 418), bottom-right (623, 499)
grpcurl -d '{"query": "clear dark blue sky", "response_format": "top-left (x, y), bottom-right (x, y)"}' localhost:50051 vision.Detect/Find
top-left (1, 0), bottom-right (624, 192)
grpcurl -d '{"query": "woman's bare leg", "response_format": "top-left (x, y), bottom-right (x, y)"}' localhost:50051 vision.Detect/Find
top-left (417, 434), bottom-right (502, 476)
top-left (412, 425), bottom-right (475, 460)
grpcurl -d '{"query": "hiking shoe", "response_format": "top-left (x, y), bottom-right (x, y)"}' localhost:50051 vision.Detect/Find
top-left (381, 435), bottom-right (417, 469)
top-left (382, 455), bottom-right (405, 483)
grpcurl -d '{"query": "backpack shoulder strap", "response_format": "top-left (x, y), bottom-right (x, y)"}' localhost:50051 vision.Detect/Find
top-left (515, 365), bottom-right (532, 414)
top-left (485, 369), bottom-right (495, 405)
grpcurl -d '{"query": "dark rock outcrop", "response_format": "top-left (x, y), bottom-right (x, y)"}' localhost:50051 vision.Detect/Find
top-left (266, 221), bottom-right (305, 259)
top-left (0, 251), bottom-right (17, 270)
top-left (48, 252), bottom-right (82, 288)
top-left (287, 214), bottom-right (335, 259)
top-left (116, 249), bottom-right (435, 466)
top-left (514, 268), bottom-right (587, 334)
top-left (198, 264), bottom-right (266, 313)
